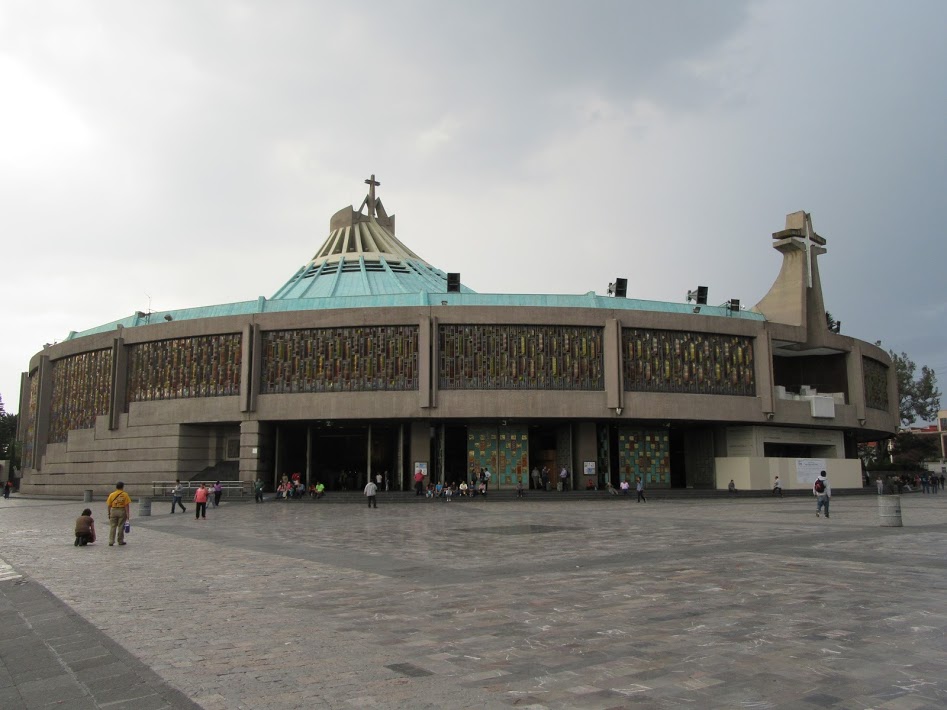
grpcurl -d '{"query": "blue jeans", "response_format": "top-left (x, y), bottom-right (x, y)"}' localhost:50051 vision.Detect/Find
top-left (817, 496), bottom-right (830, 517)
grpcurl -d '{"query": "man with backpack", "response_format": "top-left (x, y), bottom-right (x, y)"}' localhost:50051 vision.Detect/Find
top-left (813, 471), bottom-right (831, 518)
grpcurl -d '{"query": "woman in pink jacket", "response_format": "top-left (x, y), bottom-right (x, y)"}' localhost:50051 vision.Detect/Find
top-left (194, 483), bottom-right (209, 519)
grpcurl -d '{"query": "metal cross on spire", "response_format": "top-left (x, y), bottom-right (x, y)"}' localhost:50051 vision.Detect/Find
top-left (364, 174), bottom-right (380, 214)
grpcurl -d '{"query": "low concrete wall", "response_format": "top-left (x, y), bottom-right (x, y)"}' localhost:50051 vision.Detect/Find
top-left (715, 457), bottom-right (862, 491)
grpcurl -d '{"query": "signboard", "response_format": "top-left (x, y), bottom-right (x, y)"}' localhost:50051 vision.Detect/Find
top-left (414, 461), bottom-right (428, 479)
top-left (795, 458), bottom-right (826, 485)
top-left (583, 461), bottom-right (596, 476)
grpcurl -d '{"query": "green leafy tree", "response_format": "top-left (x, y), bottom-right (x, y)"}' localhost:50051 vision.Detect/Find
top-left (888, 432), bottom-right (939, 467)
top-left (881, 347), bottom-right (941, 425)
top-left (0, 394), bottom-right (19, 463)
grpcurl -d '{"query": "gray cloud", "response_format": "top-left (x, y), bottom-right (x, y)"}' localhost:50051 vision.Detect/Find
top-left (1, 0), bottom-right (945, 417)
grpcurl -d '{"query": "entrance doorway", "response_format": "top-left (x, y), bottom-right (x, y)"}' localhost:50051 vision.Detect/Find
top-left (528, 425), bottom-right (558, 490)
top-left (444, 425), bottom-right (468, 486)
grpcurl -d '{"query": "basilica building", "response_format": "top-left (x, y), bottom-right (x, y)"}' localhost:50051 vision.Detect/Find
top-left (17, 176), bottom-right (897, 496)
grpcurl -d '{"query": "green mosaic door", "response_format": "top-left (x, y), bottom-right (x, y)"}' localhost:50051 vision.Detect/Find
top-left (468, 426), bottom-right (498, 485)
top-left (498, 426), bottom-right (529, 488)
top-left (618, 427), bottom-right (670, 487)
top-left (468, 425), bottom-right (529, 489)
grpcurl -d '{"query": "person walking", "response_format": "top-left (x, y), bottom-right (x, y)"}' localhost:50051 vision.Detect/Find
top-left (171, 480), bottom-right (186, 513)
top-left (254, 477), bottom-right (264, 503)
top-left (635, 476), bottom-right (647, 503)
top-left (772, 476), bottom-right (783, 498)
top-left (212, 481), bottom-right (223, 507)
top-left (105, 481), bottom-right (131, 546)
top-left (2, 480), bottom-right (12, 498)
top-left (194, 483), bottom-right (209, 519)
top-left (364, 479), bottom-right (378, 508)
top-left (813, 471), bottom-right (831, 518)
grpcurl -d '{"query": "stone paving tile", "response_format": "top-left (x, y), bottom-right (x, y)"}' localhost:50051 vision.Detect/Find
top-left (0, 494), bottom-right (946, 708)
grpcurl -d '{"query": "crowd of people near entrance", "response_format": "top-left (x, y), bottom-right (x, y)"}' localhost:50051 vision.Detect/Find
top-left (879, 472), bottom-right (946, 494)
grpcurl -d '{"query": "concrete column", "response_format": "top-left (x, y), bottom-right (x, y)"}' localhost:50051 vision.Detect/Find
top-left (409, 421), bottom-right (430, 484)
top-left (109, 333), bottom-right (127, 430)
top-left (886, 357), bottom-right (899, 425)
top-left (240, 324), bottom-right (253, 413)
top-left (397, 424), bottom-right (404, 490)
top-left (418, 316), bottom-right (432, 408)
top-left (847, 344), bottom-right (867, 425)
top-left (604, 318), bottom-right (623, 411)
top-left (755, 331), bottom-right (775, 418)
top-left (366, 423), bottom-right (373, 482)
top-left (430, 316), bottom-right (439, 408)
top-left (249, 325), bottom-right (262, 413)
top-left (32, 355), bottom-right (53, 472)
top-left (574, 422), bottom-right (597, 486)
top-left (305, 424), bottom-right (312, 487)
top-left (240, 420), bottom-right (271, 486)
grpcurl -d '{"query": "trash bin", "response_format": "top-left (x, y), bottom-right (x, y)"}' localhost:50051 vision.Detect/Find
top-left (83, 489), bottom-right (93, 503)
top-left (878, 494), bottom-right (902, 527)
top-left (138, 497), bottom-right (152, 517)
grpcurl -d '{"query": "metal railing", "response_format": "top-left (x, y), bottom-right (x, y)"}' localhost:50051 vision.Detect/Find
top-left (151, 480), bottom-right (251, 499)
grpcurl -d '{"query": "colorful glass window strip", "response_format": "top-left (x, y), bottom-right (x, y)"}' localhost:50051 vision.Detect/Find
top-left (127, 334), bottom-right (242, 403)
top-left (622, 328), bottom-right (755, 396)
top-left (439, 324), bottom-right (603, 390)
top-left (22, 374), bottom-right (38, 467)
top-left (261, 326), bottom-right (418, 394)
top-left (49, 349), bottom-right (113, 443)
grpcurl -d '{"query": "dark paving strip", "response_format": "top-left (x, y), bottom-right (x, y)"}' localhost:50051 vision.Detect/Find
top-left (0, 570), bottom-right (201, 710)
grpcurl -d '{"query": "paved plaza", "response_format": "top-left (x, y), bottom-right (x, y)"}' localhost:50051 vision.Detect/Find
top-left (1, 492), bottom-right (945, 709)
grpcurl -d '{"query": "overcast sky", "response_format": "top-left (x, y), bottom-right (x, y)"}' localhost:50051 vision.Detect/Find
top-left (1, 0), bottom-right (945, 417)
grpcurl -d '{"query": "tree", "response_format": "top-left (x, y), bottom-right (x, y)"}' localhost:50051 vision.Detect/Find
top-left (889, 432), bottom-right (939, 467)
top-left (0, 394), bottom-right (18, 463)
top-left (886, 349), bottom-right (941, 426)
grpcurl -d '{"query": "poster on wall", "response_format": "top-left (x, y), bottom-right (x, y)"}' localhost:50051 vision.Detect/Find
top-left (583, 461), bottom-right (596, 476)
top-left (795, 458), bottom-right (826, 484)
top-left (414, 462), bottom-right (428, 479)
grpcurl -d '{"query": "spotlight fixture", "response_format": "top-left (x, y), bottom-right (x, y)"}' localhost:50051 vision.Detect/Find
top-left (728, 299), bottom-right (740, 312)
top-left (164, 314), bottom-right (173, 322)
top-left (693, 306), bottom-right (701, 314)
top-left (447, 272), bottom-right (461, 292)
top-left (686, 286), bottom-right (708, 305)
top-left (613, 277), bottom-right (627, 298)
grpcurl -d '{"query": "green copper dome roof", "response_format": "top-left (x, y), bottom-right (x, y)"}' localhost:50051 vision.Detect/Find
top-left (271, 175), bottom-right (474, 300)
